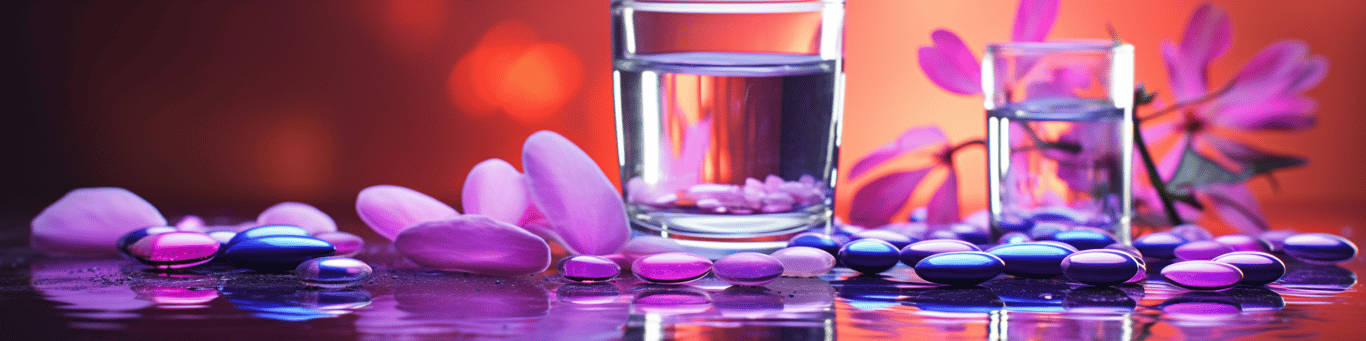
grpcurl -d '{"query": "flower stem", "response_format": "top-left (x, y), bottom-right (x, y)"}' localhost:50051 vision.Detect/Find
top-left (1132, 99), bottom-right (1185, 226)
top-left (1139, 79), bottom-right (1238, 121)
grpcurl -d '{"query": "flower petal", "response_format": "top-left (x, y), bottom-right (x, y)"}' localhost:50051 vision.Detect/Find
top-left (847, 126), bottom-right (948, 180)
top-left (522, 131), bottom-right (630, 255)
top-left (1213, 95), bottom-right (1317, 131)
top-left (848, 168), bottom-right (933, 228)
top-left (926, 170), bottom-right (961, 225)
top-left (1179, 3), bottom-right (1232, 66)
top-left (1289, 55), bottom-right (1329, 93)
top-left (356, 185), bottom-right (459, 241)
top-left (1162, 41), bottom-right (1207, 102)
top-left (30, 187), bottom-right (168, 257)
top-left (462, 158), bottom-right (533, 226)
top-left (257, 202), bottom-right (338, 235)
top-left (1219, 41), bottom-right (1309, 107)
top-left (394, 215), bottom-right (551, 276)
top-left (918, 30), bottom-right (982, 95)
top-left (1011, 0), bottom-right (1060, 42)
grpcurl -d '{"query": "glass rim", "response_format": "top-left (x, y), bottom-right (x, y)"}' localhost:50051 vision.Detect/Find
top-left (986, 39), bottom-right (1132, 53)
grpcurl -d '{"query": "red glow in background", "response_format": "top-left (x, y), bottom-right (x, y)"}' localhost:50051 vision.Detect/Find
top-left (5, 0), bottom-right (1365, 238)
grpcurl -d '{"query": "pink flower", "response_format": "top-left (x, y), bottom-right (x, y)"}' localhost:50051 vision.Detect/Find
top-left (918, 0), bottom-right (1060, 95)
top-left (847, 126), bottom-right (959, 228)
top-left (1146, 3), bottom-right (1326, 232)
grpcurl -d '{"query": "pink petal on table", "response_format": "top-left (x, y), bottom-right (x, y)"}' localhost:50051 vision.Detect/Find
top-left (1201, 182), bottom-right (1269, 233)
top-left (926, 170), bottom-right (961, 226)
top-left (1011, 0), bottom-right (1059, 42)
top-left (356, 185), bottom-right (459, 241)
top-left (848, 126), bottom-right (948, 179)
top-left (918, 30), bottom-right (981, 95)
top-left (462, 158), bottom-right (533, 226)
top-left (394, 215), bottom-right (551, 276)
top-left (522, 131), bottom-right (630, 255)
top-left (848, 168), bottom-right (932, 228)
top-left (257, 202), bottom-right (338, 235)
top-left (30, 187), bottom-right (168, 257)
top-left (1178, 3), bottom-right (1232, 66)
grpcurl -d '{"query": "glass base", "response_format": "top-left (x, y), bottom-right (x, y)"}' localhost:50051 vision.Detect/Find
top-left (628, 205), bottom-right (829, 259)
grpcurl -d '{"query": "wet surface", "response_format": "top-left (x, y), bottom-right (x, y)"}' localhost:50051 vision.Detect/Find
top-left (1, 238), bottom-right (1363, 340)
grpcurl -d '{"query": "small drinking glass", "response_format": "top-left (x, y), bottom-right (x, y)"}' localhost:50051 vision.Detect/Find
top-left (612, 0), bottom-right (845, 258)
top-left (985, 40), bottom-right (1136, 244)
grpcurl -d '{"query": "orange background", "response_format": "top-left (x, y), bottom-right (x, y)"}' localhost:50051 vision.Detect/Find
top-left (6, 0), bottom-right (1365, 234)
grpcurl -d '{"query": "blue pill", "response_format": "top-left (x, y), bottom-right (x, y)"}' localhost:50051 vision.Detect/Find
top-left (914, 251), bottom-right (1005, 286)
top-left (1282, 233), bottom-right (1358, 264)
top-left (1061, 249), bottom-right (1141, 287)
top-left (1133, 232), bottom-right (1188, 259)
top-left (997, 232), bottom-right (1032, 245)
top-left (295, 256), bottom-right (373, 288)
top-left (1052, 230), bottom-right (1117, 250)
top-left (988, 242), bottom-right (1074, 279)
top-left (854, 230), bottom-right (917, 249)
top-left (996, 215), bottom-right (1034, 232)
top-left (1030, 206), bottom-right (1084, 223)
top-left (222, 235), bottom-right (336, 273)
top-left (838, 239), bottom-right (901, 274)
top-left (1028, 222), bottom-right (1069, 240)
top-left (224, 224), bottom-right (310, 249)
top-left (1213, 251), bottom-right (1286, 286)
top-left (949, 223), bottom-right (992, 245)
top-left (900, 239), bottom-right (980, 267)
top-left (788, 232), bottom-right (843, 256)
top-left (116, 226), bottom-right (178, 258)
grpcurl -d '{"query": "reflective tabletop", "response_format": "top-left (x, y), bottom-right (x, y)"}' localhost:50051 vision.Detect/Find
top-left (2, 234), bottom-right (1362, 341)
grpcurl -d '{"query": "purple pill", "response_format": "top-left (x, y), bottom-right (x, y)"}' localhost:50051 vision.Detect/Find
top-left (127, 231), bottom-right (221, 269)
top-left (770, 246), bottom-right (835, 277)
top-left (1213, 251), bottom-right (1286, 286)
top-left (1170, 224), bottom-right (1214, 241)
top-left (1174, 241), bottom-right (1235, 261)
top-left (1061, 249), bottom-right (1142, 287)
top-left (1213, 234), bottom-right (1269, 252)
top-left (899, 239), bottom-right (980, 267)
top-left (116, 226), bottom-right (178, 259)
top-left (713, 252), bottom-right (784, 286)
top-left (1259, 230), bottom-right (1297, 252)
top-left (559, 255), bottom-right (621, 282)
top-left (632, 252), bottom-right (712, 284)
top-left (1133, 232), bottom-right (1188, 259)
top-left (1162, 260), bottom-right (1244, 291)
top-left (1282, 233), bottom-right (1359, 264)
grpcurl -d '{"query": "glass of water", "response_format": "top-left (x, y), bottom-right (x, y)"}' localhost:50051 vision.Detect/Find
top-left (612, 0), bottom-right (845, 257)
top-left (985, 41), bottom-right (1136, 244)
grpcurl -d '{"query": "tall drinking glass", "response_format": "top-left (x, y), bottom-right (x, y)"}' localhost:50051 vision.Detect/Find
top-left (985, 41), bottom-right (1135, 244)
top-left (612, 0), bottom-right (845, 257)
